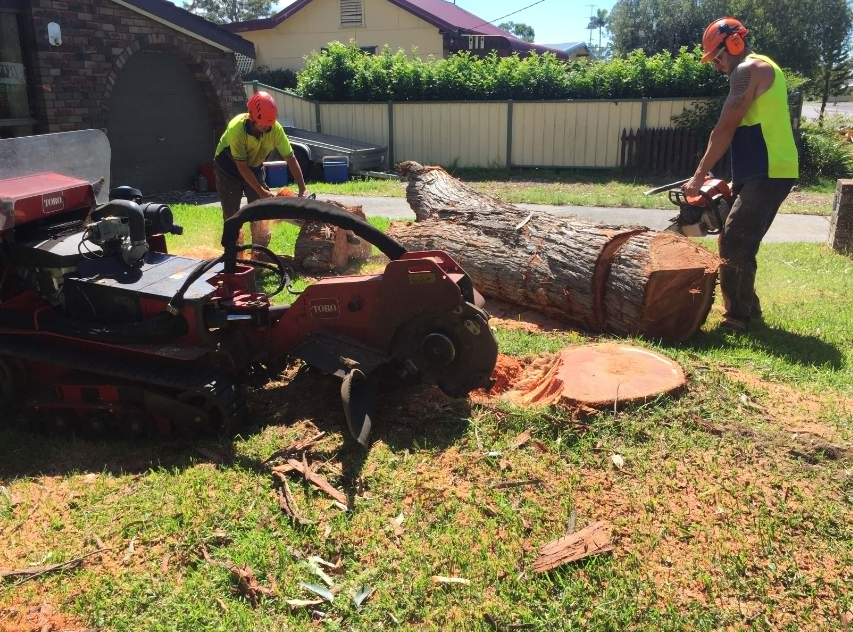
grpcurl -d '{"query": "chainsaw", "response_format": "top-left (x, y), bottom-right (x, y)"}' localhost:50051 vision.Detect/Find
top-left (644, 176), bottom-right (734, 237)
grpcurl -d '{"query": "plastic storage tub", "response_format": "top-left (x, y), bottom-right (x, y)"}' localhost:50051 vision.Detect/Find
top-left (322, 156), bottom-right (349, 183)
top-left (264, 161), bottom-right (291, 187)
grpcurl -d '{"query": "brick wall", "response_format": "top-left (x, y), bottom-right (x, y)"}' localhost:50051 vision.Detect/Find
top-left (25, 0), bottom-right (245, 135)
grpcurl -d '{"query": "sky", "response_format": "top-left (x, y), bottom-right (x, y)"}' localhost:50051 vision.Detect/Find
top-left (262, 0), bottom-right (618, 46)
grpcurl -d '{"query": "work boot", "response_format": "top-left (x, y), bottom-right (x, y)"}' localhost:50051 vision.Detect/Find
top-left (719, 316), bottom-right (748, 334)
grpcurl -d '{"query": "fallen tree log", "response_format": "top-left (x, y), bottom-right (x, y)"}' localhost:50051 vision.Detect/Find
top-left (386, 162), bottom-right (721, 340)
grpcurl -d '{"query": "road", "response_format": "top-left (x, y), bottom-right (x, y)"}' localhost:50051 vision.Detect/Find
top-left (317, 194), bottom-right (831, 244)
top-left (802, 100), bottom-right (853, 120)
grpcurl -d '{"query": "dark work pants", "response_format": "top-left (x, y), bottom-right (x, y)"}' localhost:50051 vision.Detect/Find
top-left (215, 163), bottom-right (270, 249)
top-left (718, 177), bottom-right (796, 322)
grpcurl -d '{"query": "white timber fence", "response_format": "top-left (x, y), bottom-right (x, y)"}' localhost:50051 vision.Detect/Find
top-left (245, 81), bottom-right (705, 170)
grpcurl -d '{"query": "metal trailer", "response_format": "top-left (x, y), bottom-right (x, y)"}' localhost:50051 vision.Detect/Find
top-left (282, 126), bottom-right (397, 179)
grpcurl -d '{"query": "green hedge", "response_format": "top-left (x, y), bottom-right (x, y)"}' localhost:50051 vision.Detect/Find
top-left (243, 65), bottom-right (298, 91)
top-left (799, 116), bottom-right (853, 183)
top-left (294, 42), bottom-right (729, 102)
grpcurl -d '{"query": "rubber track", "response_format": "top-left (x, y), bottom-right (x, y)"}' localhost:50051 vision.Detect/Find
top-left (0, 334), bottom-right (246, 430)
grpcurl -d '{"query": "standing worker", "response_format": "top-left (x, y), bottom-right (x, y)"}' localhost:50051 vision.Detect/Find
top-left (683, 17), bottom-right (799, 334)
top-left (213, 91), bottom-right (308, 252)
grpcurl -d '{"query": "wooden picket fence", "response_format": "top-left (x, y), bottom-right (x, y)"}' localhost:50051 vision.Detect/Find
top-left (620, 127), bottom-right (731, 178)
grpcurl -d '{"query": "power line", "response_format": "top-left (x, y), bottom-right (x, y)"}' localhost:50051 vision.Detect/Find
top-left (587, 4), bottom-right (596, 47)
top-left (468, 0), bottom-right (547, 32)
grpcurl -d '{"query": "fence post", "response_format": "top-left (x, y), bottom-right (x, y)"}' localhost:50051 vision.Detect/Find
top-left (388, 100), bottom-right (395, 169)
top-left (314, 101), bottom-right (321, 134)
top-left (506, 100), bottom-right (513, 169)
top-left (829, 179), bottom-right (853, 255)
top-left (251, 80), bottom-right (258, 96)
top-left (640, 98), bottom-right (648, 132)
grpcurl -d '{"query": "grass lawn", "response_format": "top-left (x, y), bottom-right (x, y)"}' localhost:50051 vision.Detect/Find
top-left (303, 168), bottom-right (837, 216)
top-left (1, 210), bottom-right (851, 629)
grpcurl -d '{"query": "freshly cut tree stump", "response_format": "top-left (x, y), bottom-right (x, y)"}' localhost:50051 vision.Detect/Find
top-left (506, 344), bottom-right (686, 409)
top-left (387, 162), bottom-right (721, 340)
top-left (293, 200), bottom-right (373, 272)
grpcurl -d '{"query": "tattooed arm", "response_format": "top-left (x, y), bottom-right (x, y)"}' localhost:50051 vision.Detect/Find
top-left (683, 59), bottom-right (772, 195)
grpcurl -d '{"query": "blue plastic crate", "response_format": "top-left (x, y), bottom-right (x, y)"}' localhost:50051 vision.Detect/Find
top-left (323, 156), bottom-right (349, 183)
top-left (264, 161), bottom-right (290, 187)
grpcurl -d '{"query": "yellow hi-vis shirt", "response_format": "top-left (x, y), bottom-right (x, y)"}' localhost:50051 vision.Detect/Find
top-left (214, 113), bottom-right (293, 175)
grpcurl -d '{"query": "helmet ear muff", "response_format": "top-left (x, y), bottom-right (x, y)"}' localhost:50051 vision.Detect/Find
top-left (725, 32), bottom-right (745, 55)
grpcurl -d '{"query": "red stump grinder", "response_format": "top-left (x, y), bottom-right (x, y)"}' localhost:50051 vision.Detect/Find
top-left (0, 130), bottom-right (498, 446)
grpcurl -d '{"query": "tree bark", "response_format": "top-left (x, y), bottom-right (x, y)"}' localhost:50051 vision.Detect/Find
top-left (387, 162), bottom-right (721, 340)
top-left (293, 201), bottom-right (373, 272)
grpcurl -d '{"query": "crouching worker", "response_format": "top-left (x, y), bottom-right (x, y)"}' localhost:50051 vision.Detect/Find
top-left (214, 91), bottom-right (308, 253)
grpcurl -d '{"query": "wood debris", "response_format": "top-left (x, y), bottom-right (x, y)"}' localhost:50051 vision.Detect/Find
top-left (275, 458), bottom-right (348, 507)
top-left (263, 431), bottom-right (326, 465)
top-left (201, 547), bottom-right (275, 609)
top-left (274, 475), bottom-right (315, 526)
top-left (532, 521), bottom-right (614, 573)
top-left (512, 429), bottom-right (532, 449)
top-left (491, 478), bottom-right (542, 490)
top-left (0, 548), bottom-right (112, 586)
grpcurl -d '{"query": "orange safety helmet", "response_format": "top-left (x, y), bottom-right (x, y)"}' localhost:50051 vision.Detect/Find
top-left (701, 17), bottom-right (750, 63)
top-left (247, 91), bottom-right (278, 127)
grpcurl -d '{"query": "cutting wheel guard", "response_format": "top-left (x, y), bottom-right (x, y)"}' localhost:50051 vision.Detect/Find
top-left (222, 197), bottom-right (408, 272)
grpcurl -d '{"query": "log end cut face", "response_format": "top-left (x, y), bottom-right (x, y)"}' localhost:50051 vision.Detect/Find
top-left (506, 343), bottom-right (686, 409)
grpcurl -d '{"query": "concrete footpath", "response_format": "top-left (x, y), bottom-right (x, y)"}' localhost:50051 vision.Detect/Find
top-left (316, 194), bottom-right (831, 244)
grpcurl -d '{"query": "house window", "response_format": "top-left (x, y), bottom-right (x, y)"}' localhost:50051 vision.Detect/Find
top-left (340, 0), bottom-right (364, 27)
top-left (0, 12), bottom-right (36, 139)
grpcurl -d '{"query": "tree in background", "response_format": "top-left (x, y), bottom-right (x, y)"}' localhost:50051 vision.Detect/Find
top-left (185, 0), bottom-right (275, 24)
top-left (811, 0), bottom-right (853, 122)
top-left (498, 21), bottom-right (536, 42)
top-left (606, 0), bottom-right (849, 78)
top-left (587, 8), bottom-right (610, 52)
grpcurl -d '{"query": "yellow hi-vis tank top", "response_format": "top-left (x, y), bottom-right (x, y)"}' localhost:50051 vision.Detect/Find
top-left (730, 53), bottom-right (799, 185)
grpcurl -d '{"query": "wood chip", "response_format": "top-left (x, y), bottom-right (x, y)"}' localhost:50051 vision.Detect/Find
top-left (215, 597), bottom-right (228, 613)
top-left (122, 536), bottom-right (136, 564)
top-left (284, 458), bottom-right (347, 506)
top-left (263, 431), bottom-right (326, 465)
top-left (276, 477), bottom-right (315, 526)
top-left (513, 429), bottom-right (532, 448)
top-left (202, 549), bottom-right (275, 609)
top-left (532, 521), bottom-right (614, 573)
top-left (531, 441), bottom-right (549, 453)
top-left (161, 553), bottom-right (171, 574)
top-left (491, 478), bottom-right (542, 489)
top-left (431, 576), bottom-right (471, 585)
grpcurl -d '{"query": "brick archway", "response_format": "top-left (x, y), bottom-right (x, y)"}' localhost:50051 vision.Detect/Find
top-left (98, 33), bottom-right (229, 132)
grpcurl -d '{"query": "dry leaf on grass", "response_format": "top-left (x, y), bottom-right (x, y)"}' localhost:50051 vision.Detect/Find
top-left (390, 512), bottom-right (405, 537)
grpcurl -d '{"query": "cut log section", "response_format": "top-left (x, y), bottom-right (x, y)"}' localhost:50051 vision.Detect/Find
top-left (387, 162), bottom-right (721, 340)
top-left (293, 200), bottom-right (373, 272)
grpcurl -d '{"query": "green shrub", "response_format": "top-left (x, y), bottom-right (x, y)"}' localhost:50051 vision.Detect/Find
top-left (243, 65), bottom-right (298, 91)
top-left (800, 120), bottom-right (853, 182)
top-left (295, 42), bottom-right (728, 102)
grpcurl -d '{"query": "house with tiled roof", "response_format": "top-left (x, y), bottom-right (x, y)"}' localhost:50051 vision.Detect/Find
top-left (226, 0), bottom-right (572, 71)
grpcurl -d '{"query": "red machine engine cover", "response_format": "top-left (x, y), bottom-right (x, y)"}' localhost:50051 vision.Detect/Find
top-left (0, 172), bottom-right (95, 233)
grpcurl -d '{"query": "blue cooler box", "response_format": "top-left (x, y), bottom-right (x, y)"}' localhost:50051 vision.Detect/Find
top-left (264, 161), bottom-right (290, 187)
top-left (322, 156), bottom-right (349, 183)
